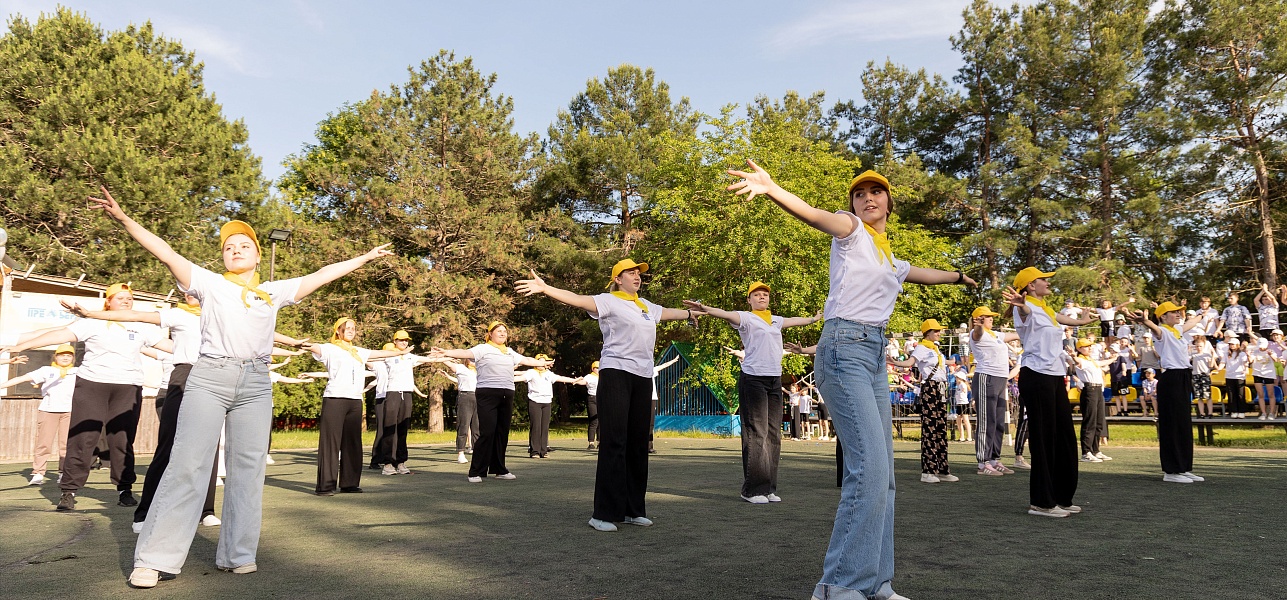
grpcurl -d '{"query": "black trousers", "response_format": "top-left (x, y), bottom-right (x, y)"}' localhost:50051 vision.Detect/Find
top-left (1226, 379), bottom-right (1248, 413)
top-left (470, 388), bottom-right (514, 477)
top-left (376, 391), bottom-right (413, 465)
top-left (455, 391), bottom-right (479, 452)
top-left (1018, 368), bottom-right (1078, 509)
top-left (1157, 369), bottom-right (1194, 474)
top-left (369, 393), bottom-right (386, 469)
top-left (1013, 388), bottom-right (1029, 455)
top-left (317, 396), bottom-right (363, 493)
top-left (586, 395), bottom-right (599, 443)
top-left (593, 369), bottom-right (652, 522)
top-left (61, 378), bottom-right (142, 493)
top-left (528, 401), bottom-right (552, 456)
top-left (135, 364), bottom-right (217, 523)
top-left (737, 374), bottom-right (782, 497)
top-left (1080, 384), bottom-right (1107, 455)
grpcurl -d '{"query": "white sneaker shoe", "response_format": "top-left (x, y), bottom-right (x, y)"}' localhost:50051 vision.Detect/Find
top-left (216, 477), bottom-right (224, 487)
top-left (457, 452), bottom-right (468, 464)
top-left (920, 473), bottom-right (940, 483)
top-left (28, 473), bottom-right (45, 485)
top-left (1181, 471), bottom-right (1205, 482)
top-left (466, 476), bottom-right (482, 483)
top-left (1028, 505), bottom-right (1071, 518)
top-left (1081, 452), bottom-right (1103, 463)
top-left (741, 494), bottom-right (769, 504)
top-left (265, 454), bottom-right (275, 465)
top-left (495, 472), bottom-right (516, 480)
top-left (938, 474), bottom-right (959, 482)
top-left (1163, 473), bottom-right (1193, 483)
top-left (201, 514), bottom-right (221, 527)
top-left (623, 516), bottom-right (653, 526)
top-left (1094, 452), bottom-right (1112, 461)
top-left (588, 518), bottom-right (617, 532)
top-left (1058, 504), bottom-right (1083, 514)
top-left (129, 567), bottom-right (159, 588)
top-left (396, 463), bottom-right (411, 475)
top-left (381, 464), bottom-right (397, 475)
top-left (131, 521), bottom-right (144, 534)
top-left (766, 493), bottom-right (782, 502)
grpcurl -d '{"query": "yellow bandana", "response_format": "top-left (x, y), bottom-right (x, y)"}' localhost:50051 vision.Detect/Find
top-left (751, 310), bottom-right (773, 325)
top-left (52, 360), bottom-right (74, 379)
top-left (176, 302), bottom-right (202, 316)
top-left (486, 341), bottom-right (510, 355)
top-left (1026, 296), bottom-right (1058, 323)
top-left (610, 291), bottom-right (648, 313)
top-left (864, 223), bottom-right (894, 270)
top-left (1161, 324), bottom-right (1182, 339)
top-left (223, 271), bottom-right (273, 309)
top-left (329, 318), bottom-right (363, 363)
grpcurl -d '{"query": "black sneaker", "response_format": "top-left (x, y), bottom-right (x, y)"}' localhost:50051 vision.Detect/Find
top-left (339, 487), bottom-right (364, 493)
top-left (57, 492), bottom-right (76, 511)
top-left (118, 490), bottom-right (138, 507)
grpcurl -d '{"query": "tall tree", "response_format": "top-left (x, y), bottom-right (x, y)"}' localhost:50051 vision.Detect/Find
top-left (832, 60), bottom-right (962, 171)
top-left (0, 9), bottom-right (266, 289)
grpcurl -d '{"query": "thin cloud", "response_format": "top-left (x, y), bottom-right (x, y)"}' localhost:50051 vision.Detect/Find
top-left (768, 0), bottom-right (972, 52)
top-left (156, 21), bottom-right (266, 77)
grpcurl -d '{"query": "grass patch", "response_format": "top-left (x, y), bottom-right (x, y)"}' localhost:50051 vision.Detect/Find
top-left (895, 422), bottom-right (1287, 450)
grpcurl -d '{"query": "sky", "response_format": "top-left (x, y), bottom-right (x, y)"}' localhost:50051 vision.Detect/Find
top-left (2, 0), bottom-right (983, 183)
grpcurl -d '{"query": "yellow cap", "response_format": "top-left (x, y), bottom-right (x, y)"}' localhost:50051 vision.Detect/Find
top-left (534, 354), bottom-right (551, 361)
top-left (54, 344), bottom-right (75, 355)
top-left (382, 343), bottom-right (396, 351)
top-left (610, 258), bottom-right (649, 279)
top-left (971, 306), bottom-right (1000, 319)
top-left (591, 361), bottom-right (600, 369)
top-left (1076, 338), bottom-right (1094, 349)
top-left (219, 220), bottom-right (262, 254)
top-left (920, 319), bottom-right (945, 334)
top-left (103, 282), bottom-right (132, 310)
top-left (847, 170), bottom-right (890, 194)
top-left (746, 281), bottom-right (771, 296)
top-left (332, 317), bottom-right (355, 338)
top-left (393, 330), bottom-right (411, 340)
top-left (487, 321), bottom-right (506, 333)
top-left (1012, 267), bottom-right (1056, 292)
top-left (1154, 301), bottom-right (1183, 319)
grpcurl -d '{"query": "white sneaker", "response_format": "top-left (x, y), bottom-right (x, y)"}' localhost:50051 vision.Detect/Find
top-left (28, 473), bottom-right (44, 485)
top-left (381, 464), bottom-right (397, 476)
top-left (1094, 452), bottom-right (1112, 461)
top-left (588, 518), bottom-right (617, 532)
top-left (920, 473), bottom-right (940, 483)
top-left (466, 476), bottom-right (482, 483)
top-left (1058, 504), bottom-right (1083, 514)
top-left (766, 493), bottom-right (782, 502)
top-left (495, 472), bottom-right (516, 480)
top-left (1081, 452), bottom-right (1103, 463)
top-left (396, 463), bottom-right (411, 475)
top-left (1181, 472), bottom-right (1205, 482)
top-left (201, 515), bottom-right (221, 527)
top-left (623, 516), bottom-right (653, 526)
top-left (265, 454), bottom-right (275, 465)
top-left (129, 567), bottom-right (159, 588)
top-left (938, 474), bottom-right (959, 482)
top-left (1163, 473), bottom-right (1193, 483)
top-left (1258, 414), bottom-right (1268, 420)
top-left (131, 521), bottom-right (144, 534)
top-left (1028, 505), bottom-right (1071, 518)
top-left (741, 494), bottom-right (769, 504)
top-left (457, 452), bottom-right (468, 464)
top-left (216, 477), bottom-right (224, 487)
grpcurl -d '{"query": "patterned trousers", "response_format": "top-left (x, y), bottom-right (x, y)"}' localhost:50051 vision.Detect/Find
top-left (920, 381), bottom-right (951, 475)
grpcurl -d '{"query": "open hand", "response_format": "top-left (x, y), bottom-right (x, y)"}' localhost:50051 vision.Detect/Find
top-left (515, 269), bottom-right (547, 297)
top-left (363, 244), bottom-right (395, 262)
top-left (87, 186), bottom-right (128, 221)
top-left (1001, 286), bottom-right (1025, 307)
top-left (60, 299), bottom-right (88, 316)
top-left (681, 299), bottom-right (708, 314)
top-left (726, 159), bottom-right (775, 202)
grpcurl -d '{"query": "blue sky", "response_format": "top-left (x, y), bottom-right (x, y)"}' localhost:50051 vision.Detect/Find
top-left (2, 0), bottom-right (982, 182)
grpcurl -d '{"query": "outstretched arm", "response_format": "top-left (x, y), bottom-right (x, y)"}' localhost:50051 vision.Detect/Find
top-left (682, 300), bottom-right (740, 326)
top-left (294, 244), bottom-right (395, 302)
top-left (906, 267), bottom-right (977, 287)
top-left (655, 356), bottom-right (681, 372)
top-left (2, 328), bottom-right (77, 354)
top-left (516, 269), bottom-right (598, 314)
top-left (89, 187), bottom-right (192, 288)
top-left (61, 301), bottom-right (163, 325)
top-left (1, 355), bottom-right (30, 366)
top-left (727, 159), bottom-right (855, 238)
top-left (0, 373), bottom-right (36, 389)
top-left (429, 347), bottom-right (476, 360)
top-left (781, 311), bottom-right (823, 329)
top-left (1126, 309), bottom-right (1162, 336)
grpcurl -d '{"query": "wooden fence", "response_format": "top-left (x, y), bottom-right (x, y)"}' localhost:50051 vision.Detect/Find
top-left (0, 397), bottom-right (159, 463)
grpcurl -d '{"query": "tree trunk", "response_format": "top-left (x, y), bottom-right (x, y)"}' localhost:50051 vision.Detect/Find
top-left (1099, 129), bottom-right (1114, 259)
top-left (427, 387), bottom-right (444, 433)
top-left (1253, 147), bottom-right (1278, 288)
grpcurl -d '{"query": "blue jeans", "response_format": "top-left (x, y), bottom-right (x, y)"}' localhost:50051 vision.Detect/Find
top-left (813, 319), bottom-right (896, 600)
top-left (134, 357), bottom-right (272, 573)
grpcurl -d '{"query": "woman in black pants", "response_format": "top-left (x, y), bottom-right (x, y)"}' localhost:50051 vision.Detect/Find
top-left (1218, 333), bottom-right (1250, 418)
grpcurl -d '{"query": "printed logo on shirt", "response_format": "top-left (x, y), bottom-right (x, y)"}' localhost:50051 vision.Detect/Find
top-left (129, 332), bottom-right (136, 340)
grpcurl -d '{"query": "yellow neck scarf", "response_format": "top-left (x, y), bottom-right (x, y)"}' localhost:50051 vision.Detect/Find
top-left (52, 362), bottom-right (74, 379)
top-left (864, 223), bottom-right (894, 270)
top-left (329, 338), bottom-right (363, 364)
top-left (919, 339), bottom-right (944, 368)
top-left (486, 340), bottom-right (510, 355)
top-left (751, 310), bottom-right (773, 325)
top-left (1026, 296), bottom-right (1058, 323)
top-left (176, 302), bottom-right (202, 316)
top-left (1161, 324), bottom-right (1182, 339)
top-left (610, 291), bottom-right (648, 313)
top-left (223, 271), bottom-right (273, 309)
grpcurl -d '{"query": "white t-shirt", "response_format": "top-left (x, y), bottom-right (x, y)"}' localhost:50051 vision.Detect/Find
top-left (186, 264), bottom-right (302, 360)
top-left (734, 312), bottom-right (785, 377)
top-left (314, 343), bottom-right (374, 399)
top-left (66, 318), bottom-right (164, 386)
top-left (469, 344), bottom-right (529, 390)
top-left (1219, 346), bottom-right (1248, 378)
top-left (1199, 308), bottom-right (1220, 336)
top-left (823, 212), bottom-right (911, 324)
top-left (1060, 306), bottom-right (1083, 320)
top-left (796, 392), bottom-right (812, 415)
top-left (1115, 324), bottom-right (1132, 339)
top-left (1190, 342), bottom-right (1215, 375)
top-left (1073, 356), bottom-right (1106, 387)
top-left (1257, 304), bottom-right (1279, 330)
top-left (522, 369), bottom-right (558, 404)
top-left (953, 370), bottom-right (970, 403)
top-left (384, 354), bottom-right (422, 393)
top-left (909, 343), bottom-right (947, 382)
top-left (27, 366), bottom-right (78, 412)
top-left (590, 294), bottom-right (662, 379)
top-left (969, 330), bottom-right (1010, 378)
top-left (1248, 345), bottom-right (1278, 379)
top-left (1153, 327), bottom-right (1195, 371)
top-left (371, 360), bottom-right (389, 399)
top-left (158, 308), bottom-right (201, 366)
top-left (584, 372), bottom-right (599, 396)
top-left (451, 363), bottom-right (478, 393)
top-left (1014, 302), bottom-right (1065, 377)
top-left (1095, 307), bottom-right (1117, 322)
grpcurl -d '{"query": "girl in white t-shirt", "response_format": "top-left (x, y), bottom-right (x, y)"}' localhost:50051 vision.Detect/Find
top-left (888, 319), bottom-right (958, 483)
top-left (79, 188), bottom-right (392, 588)
top-left (1129, 302), bottom-right (1205, 482)
top-left (308, 318), bottom-right (404, 493)
top-left (583, 361), bottom-right (601, 449)
top-left (442, 358), bottom-right (480, 462)
top-left (516, 259), bottom-right (693, 532)
top-left (684, 281), bottom-right (820, 503)
top-left (1254, 284), bottom-right (1280, 336)
top-left (951, 363), bottom-right (972, 443)
top-left (1247, 338), bottom-right (1282, 420)
top-left (520, 354), bottom-right (585, 459)
top-left (1, 344), bottom-right (77, 485)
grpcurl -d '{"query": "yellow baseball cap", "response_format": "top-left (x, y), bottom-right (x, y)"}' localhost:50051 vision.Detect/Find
top-left (610, 258), bottom-right (648, 279)
top-left (1076, 338), bottom-right (1093, 349)
top-left (847, 170), bottom-right (890, 194)
top-left (971, 306), bottom-right (1000, 319)
top-left (920, 319), bottom-right (946, 334)
top-left (1012, 267), bottom-right (1056, 292)
top-left (591, 360), bottom-right (600, 369)
top-left (487, 321), bottom-right (506, 333)
top-left (746, 281), bottom-right (771, 296)
top-left (534, 354), bottom-right (551, 361)
top-left (1154, 301), bottom-right (1183, 319)
top-left (54, 344), bottom-right (75, 355)
top-left (382, 343), bottom-right (396, 351)
top-left (103, 282), bottom-right (132, 309)
top-left (393, 330), bottom-right (411, 340)
top-left (219, 220), bottom-right (262, 254)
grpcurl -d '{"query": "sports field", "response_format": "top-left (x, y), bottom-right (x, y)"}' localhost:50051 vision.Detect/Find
top-left (2, 437), bottom-right (1284, 599)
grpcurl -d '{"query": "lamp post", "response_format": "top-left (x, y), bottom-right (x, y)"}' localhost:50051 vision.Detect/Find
top-left (267, 229), bottom-right (292, 281)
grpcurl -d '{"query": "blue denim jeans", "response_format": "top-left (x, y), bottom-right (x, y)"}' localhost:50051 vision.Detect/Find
top-left (134, 356), bottom-right (272, 573)
top-left (813, 319), bottom-right (896, 600)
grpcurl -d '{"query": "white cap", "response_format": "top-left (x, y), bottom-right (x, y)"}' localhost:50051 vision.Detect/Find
top-left (1259, 339), bottom-right (1270, 350)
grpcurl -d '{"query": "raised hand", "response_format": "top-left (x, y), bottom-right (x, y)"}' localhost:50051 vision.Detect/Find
top-left (428, 346), bottom-right (447, 358)
top-left (515, 269), bottom-right (547, 297)
top-left (60, 299), bottom-right (88, 316)
top-left (681, 299), bottom-right (708, 314)
top-left (362, 243), bottom-right (395, 263)
top-left (726, 159), bottom-right (775, 202)
top-left (1001, 286), bottom-right (1026, 307)
top-left (960, 274), bottom-right (978, 287)
top-left (87, 186), bottom-right (128, 221)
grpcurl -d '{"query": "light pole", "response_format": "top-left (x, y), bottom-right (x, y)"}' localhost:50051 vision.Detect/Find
top-left (267, 229), bottom-right (292, 281)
